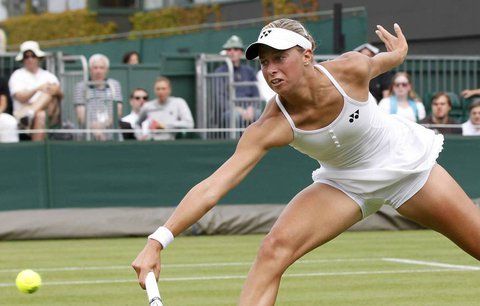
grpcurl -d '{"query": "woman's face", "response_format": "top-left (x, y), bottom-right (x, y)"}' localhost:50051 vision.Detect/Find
top-left (258, 46), bottom-right (304, 94)
top-left (128, 53), bottom-right (139, 65)
top-left (392, 75), bottom-right (411, 97)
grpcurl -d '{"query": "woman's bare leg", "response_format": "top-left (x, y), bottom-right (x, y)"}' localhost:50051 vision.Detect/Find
top-left (239, 183), bottom-right (362, 306)
top-left (397, 164), bottom-right (480, 260)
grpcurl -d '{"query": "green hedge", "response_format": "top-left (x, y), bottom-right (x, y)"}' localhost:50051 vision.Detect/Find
top-left (129, 5), bottom-right (220, 39)
top-left (1, 10), bottom-right (117, 47)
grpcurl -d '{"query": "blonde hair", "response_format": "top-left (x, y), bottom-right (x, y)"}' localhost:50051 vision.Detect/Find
top-left (262, 18), bottom-right (316, 53)
top-left (389, 72), bottom-right (420, 101)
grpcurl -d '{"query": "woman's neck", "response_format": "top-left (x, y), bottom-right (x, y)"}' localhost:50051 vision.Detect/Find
top-left (395, 94), bottom-right (409, 102)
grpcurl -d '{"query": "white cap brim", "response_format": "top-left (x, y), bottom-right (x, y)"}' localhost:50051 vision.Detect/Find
top-left (246, 28), bottom-right (312, 60)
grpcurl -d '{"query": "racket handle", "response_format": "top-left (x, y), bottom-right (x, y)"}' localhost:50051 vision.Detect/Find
top-left (145, 271), bottom-right (164, 306)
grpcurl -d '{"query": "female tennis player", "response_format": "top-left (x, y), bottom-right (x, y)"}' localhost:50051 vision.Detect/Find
top-left (133, 19), bottom-right (480, 305)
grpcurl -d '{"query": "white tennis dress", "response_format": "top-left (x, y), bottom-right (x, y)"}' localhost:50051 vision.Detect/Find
top-left (275, 64), bottom-right (444, 217)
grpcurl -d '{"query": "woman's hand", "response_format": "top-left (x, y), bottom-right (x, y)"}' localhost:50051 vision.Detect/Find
top-left (132, 239), bottom-right (162, 289)
top-left (375, 23), bottom-right (408, 60)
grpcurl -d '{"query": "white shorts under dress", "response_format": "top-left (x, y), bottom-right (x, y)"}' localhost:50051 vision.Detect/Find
top-left (275, 64), bottom-right (444, 218)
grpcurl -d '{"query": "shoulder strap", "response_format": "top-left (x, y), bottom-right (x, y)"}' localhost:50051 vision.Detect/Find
top-left (408, 99), bottom-right (419, 122)
top-left (390, 96), bottom-right (398, 114)
top-left (315, 64), bottom-right (348, 97)
top-left (274, 95), bottom-right (296, 131)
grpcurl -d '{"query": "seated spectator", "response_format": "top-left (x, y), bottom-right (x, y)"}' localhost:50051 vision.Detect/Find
top-left (123, 51), bottom-right (140, 65)
top-left (462, 99), bottom-right (480, 136)
top-left (215, 35), bottom-right (260, 128)
top-left (0, 77), bottom-right (18, 142)
top-left (120, 88), bottom-right (148, 140)
top-left (461, 88), bottom-right (480, 99)
top-left (74, 54), bottom-right (123, 141)
top-left (9, 41), bottom-right (62, 141)
top-left (137, 77), bottom-right (194, 141)
top-left (354, 43), bottom-right (393, 103)
top-left (378, 72), bottom-right (426, 122)
top-left (420, 92), bottom-right (461, 135)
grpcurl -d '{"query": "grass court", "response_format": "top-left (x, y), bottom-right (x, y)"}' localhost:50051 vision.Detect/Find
top-left (1, 230), bottom-right (480, 305)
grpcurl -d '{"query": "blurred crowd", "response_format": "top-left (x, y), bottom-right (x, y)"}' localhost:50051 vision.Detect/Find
top-left (0, 39), bottom-right (479, 143)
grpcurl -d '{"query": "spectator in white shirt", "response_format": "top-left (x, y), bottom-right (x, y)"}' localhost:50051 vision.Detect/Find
top-left (462, 99), bottom-right (480, 136)
top-left (74, 53), bottom-right (123, 141)
top-left (120, 88), bottom-right (148, 140)
top-left (137, 77), bottom-right (194, 141)
top-left (9, 41), bottom-right (62, 141)
top-left (378, 72), bottom-right (425, 122)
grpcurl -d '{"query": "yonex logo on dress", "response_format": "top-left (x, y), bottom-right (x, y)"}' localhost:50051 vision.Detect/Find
top-left (349, 110), bottom-right (359, 123)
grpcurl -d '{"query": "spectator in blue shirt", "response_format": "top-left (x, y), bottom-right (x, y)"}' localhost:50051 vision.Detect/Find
top-left (215, 35), bottom-right (260, 128)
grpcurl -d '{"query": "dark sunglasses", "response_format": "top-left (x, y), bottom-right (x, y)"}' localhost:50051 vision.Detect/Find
top-left (133, 96), bottom-right (148, 100)
top-left (394, 82), bottom-right (409, 88)
top-left (23, 54), bottom-right (37, 59)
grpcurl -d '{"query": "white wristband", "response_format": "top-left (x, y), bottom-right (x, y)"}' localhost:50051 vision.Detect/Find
top-left (148, 226), bottom-right (174, 249)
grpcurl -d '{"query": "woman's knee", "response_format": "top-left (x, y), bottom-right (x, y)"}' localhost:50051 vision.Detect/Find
top-left (257, 233), bottom-right (296, 268)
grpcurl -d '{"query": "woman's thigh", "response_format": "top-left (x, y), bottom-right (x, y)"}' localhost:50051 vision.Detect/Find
top-left (397, 164), bottom-right (480, 259)
top-left (266, 182), bottom-right (363, 261)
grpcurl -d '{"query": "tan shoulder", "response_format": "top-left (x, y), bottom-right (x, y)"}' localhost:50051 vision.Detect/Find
top-left (321, 51), bottom-right (371, 84)
top-left (240, 100), bottom-right (293, 150)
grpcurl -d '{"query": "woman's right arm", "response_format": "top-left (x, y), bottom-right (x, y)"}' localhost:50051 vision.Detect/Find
top-left (132, 108), bottom-right (292, 288)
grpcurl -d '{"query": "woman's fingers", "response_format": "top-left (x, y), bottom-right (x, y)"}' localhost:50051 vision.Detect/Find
top-left (375, 29), bottom-right (392, 52)
top-left (376, 25), bottom-right (396, 40)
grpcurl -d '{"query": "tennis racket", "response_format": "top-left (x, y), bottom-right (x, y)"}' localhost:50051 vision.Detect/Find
top-left (146, 271), bottom-right (164, 306)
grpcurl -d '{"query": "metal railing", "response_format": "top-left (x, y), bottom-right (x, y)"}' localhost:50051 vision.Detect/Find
top-left (196, 54), bottom-right (265, 139)
top-left (57, 53), bottom-right (88, 133)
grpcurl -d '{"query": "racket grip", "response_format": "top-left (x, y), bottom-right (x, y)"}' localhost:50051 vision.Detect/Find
top-left (145, 271), bottom-right (163, 306)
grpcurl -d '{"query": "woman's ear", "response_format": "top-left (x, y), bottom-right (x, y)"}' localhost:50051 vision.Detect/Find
top-left (303, 49), bottom-right (313, 64)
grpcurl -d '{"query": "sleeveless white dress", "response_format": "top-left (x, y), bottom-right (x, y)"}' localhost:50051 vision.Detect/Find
top-left (275, 64), bottom-right (444, 217)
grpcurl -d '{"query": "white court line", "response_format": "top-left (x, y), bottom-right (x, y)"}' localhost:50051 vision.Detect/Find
top-left (382, 258), bottom-right (480, 271)
top-left (0, 268), bottom-right (477, 288)
top-left (0, 258), bottom-right (379, 273)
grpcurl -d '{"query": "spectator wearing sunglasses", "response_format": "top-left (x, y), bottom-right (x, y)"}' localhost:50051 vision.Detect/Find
top-left (137, 77), bottom-right (194, 141)
top-left (9, 41), bottom-right (63, 141)
top-left (120, 88), bottom-right (148, 140)
top-left (378, 72), bottom-right (426, 122)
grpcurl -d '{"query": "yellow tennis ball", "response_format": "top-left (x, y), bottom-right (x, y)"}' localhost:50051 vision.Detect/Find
top-left (15, 269), bottom-right (42, 294)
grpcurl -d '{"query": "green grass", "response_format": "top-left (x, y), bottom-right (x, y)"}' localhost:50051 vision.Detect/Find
top-left (1, 230), bottom-right (479, 305)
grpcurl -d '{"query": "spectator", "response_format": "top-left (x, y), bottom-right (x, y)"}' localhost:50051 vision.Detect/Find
top-left (0, 77), bottom-right (18, 142)
top-left (74, 53), bottom-right (123, 141)
top-left (120, 88), bottom-right (148, 140)
top-left (420, 92), bottom-right (461, 135)
top-left (123, 51), bottom-right (140, 65)
top-left (137, 77), bottom-right (194, 141)
top-left (378, 72), bottom-right (426, 122)
top-left (462, 99), bottom-right (480, 136)
top-left (354, 43), bottom-right (393, 103)
top-left (9, 41), bottom-right (62, 141)
top-left (215, 35), bottom-right (260, 127)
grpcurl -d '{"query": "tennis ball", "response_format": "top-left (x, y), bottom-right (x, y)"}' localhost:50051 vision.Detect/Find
top-left (15, 269), bottom-right (42, 294)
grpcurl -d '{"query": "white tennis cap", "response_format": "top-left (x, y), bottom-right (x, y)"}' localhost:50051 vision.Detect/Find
top-left (245, 28), bottom-right (312, 60)
top-left (15, 41), bottom-right (46, 61)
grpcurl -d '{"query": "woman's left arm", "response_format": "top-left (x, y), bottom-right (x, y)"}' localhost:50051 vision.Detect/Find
top-left (369, 23), bottom-right (408, 78)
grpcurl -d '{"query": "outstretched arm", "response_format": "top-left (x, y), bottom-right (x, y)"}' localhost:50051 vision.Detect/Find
top-left (132, 108), bottom-right (292, 288)
top-left (369, 23), bottom-right (408, 78)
